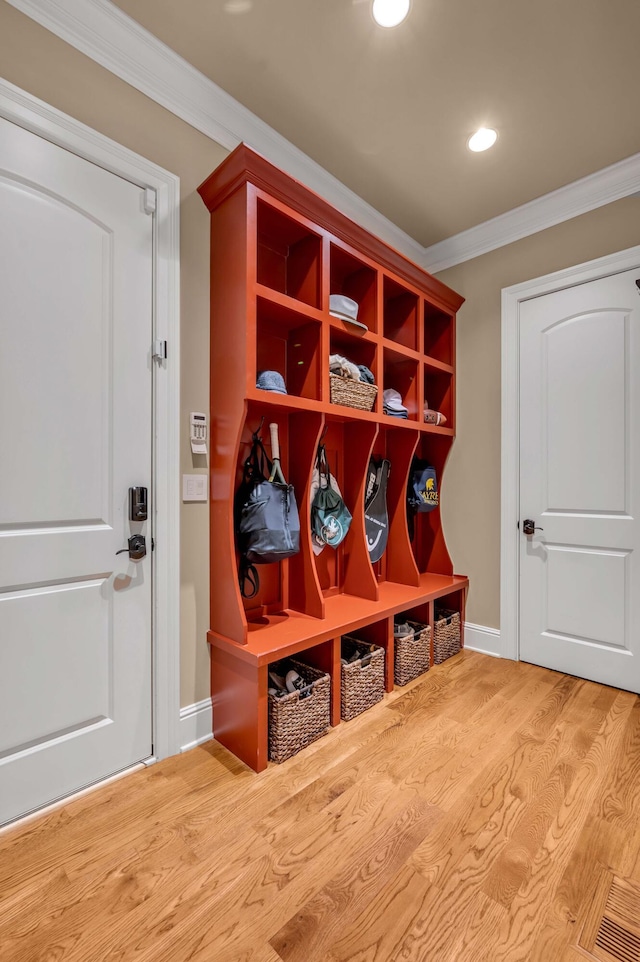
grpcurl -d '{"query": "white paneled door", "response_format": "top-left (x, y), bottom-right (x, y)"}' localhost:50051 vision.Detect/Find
top-left (519, 268), bottom-right (640, 692)
top-left (0, 118), bottom-right (153, 824)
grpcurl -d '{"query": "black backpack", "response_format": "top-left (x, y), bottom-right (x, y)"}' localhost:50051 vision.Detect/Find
top-left (235, 433), bottom-right (300, 598)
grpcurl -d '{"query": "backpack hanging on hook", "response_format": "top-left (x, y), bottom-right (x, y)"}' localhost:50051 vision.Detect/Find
top-left (310, 444), bottom-right (352, 551)
top-left (235, 421), bottom-right (300, 599)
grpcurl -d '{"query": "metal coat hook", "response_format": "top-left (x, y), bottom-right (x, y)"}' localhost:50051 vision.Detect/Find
top-left (251, 416), bottom-right (265, 442)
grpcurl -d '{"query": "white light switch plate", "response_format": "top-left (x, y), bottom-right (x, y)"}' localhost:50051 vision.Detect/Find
top-left (183, 474), bottom-right (208, 502)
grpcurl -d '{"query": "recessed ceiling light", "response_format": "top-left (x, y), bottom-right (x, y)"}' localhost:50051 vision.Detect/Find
top-left (223, 0), bottom-right (252, 13)
top-left (467, 128), bottom-right (498, 152)
top-left (372, 0), bottom-right (411, 28)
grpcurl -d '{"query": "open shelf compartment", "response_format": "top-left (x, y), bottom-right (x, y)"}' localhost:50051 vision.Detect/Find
top-left (312, 417), bottom-right (378, 604)
top-left (236, 405), bottom-right (325, 631)
top-left (366, 424), bottom-right (420, 590)
top-left (256, 295), bottom-right (322, 401)
top-left (423, 366), bottom-right (454, 430)
top-left (257, 198), bottom-right (322, 308)
top-left (383, 347), bottom-right (419, 421)
top-left (329, 327), bottom-right (379, 414)
top-left (383, 275), bottom-right (419, 351)
top-left (424, 300), bottom-right (454, 365)
top-left (330, 243), bottom-right (378, 334)
top-left (409, 434), bottom-right (454, 576)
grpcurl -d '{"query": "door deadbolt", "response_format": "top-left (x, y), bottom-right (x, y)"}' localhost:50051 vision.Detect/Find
top-left (523, 519), bottom-right (544, 536)
top-left (116, 534), bottom-right (147, 560)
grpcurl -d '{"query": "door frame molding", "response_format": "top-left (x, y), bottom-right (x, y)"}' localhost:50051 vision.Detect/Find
top-left (501, 244), bottom-right (640, 661)
top-left (0, 78), bottom-right (181, 760)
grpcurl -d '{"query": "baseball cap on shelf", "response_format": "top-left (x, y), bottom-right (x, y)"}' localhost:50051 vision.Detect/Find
top-left (256, 370), bottom-right (287, 394)
top-left (383, 388), bottom-right (408, 412)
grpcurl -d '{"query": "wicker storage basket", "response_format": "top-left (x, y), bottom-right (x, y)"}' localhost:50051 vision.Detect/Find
top-left (394, 621), bottom-right (431, 687)
top-left (433, 609), bottom-right (461, 664)
top-left (340, 636), bottom-right (385, 721)
top-left (329, 373), bottom-right (378, 412)
top-left (268, 658), bottom-right (331, 763)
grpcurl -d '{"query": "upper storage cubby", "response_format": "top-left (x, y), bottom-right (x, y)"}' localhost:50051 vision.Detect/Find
top-left (424, 301), bottom-right (454, 366)
top-left (329, 325), bottom-right (377, 377)
top-left (255, 295), bottom-right (322, 401)
top-left (257, 199), bottom-right (322, 309)
top-left (383, 348), bottom-right (419, 421)
top-left (383, 276), bottom-right (418, 351)
top-left (423, 366), bottom-right (454, 430)
top-left (329, 244), bottom-right (378, 334)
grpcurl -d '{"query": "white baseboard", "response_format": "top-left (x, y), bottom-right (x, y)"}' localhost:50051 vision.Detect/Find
top-left (179, 697), bottom-right (213, 752)
top-left (464, 622), bottom-right (502, 658)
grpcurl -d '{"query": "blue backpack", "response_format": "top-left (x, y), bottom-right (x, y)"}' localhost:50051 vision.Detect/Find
top-left (407, 459), bottom-right (439, 513)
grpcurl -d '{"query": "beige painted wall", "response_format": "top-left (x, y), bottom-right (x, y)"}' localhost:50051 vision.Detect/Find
top-left (2, 5), bottom-right (639, 703)
top-left (0, 1), bottom-right (227, 706)
top-left (437, 196), bottom-right (640, 629)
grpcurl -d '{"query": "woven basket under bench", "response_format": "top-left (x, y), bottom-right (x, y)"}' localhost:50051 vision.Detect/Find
top-left (394, 621), bottom-right (431, 687)
top-left (340, 636), bottom-right (385, 721)
top-left (268, 659), bottom-right (331, 763)
top-left (329, 373), bottom-right (378, 412)
top-left (433, 609), bottom-right (461, 664)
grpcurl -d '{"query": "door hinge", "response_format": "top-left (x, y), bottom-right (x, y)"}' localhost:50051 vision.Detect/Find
top-left (143, 187), bottom-right (157, 214)
top-left (152, 339), bottom-right (167, 361)
top-left (151, 537), bottom-right (155, 552)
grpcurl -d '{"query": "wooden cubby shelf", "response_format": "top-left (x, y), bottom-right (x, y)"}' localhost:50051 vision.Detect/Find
top-left (199, 144), bottom-right (468, 773)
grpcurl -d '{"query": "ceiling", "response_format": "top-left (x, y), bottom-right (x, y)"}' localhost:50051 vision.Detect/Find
top-left (112, 0), bottom-right (640, 248)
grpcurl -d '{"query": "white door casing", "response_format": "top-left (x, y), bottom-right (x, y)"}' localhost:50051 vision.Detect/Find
top-left (502, 247), bottom-right (640, 687)
top-left (0, 116), bottom-right (157, 823)
top-left (0, 79), bottom-right (180, 824)
top-left (518, 270), bottom-right (640, 690)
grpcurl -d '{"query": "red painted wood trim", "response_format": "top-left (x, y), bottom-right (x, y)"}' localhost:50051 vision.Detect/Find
top-left (198, 144), bottom-right (464, 315)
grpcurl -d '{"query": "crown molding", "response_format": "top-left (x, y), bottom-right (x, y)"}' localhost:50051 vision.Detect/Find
top-left (4, 0), bottom-right (425, 267)
top-left (421, 151), bottom-right (640, 273)
top-left (7, 0), bottom-right (640, 274)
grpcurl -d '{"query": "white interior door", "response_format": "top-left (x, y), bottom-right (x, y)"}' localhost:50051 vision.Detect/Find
top-left (0, 118), bottom-right (153, 824)
top-left (519, 267), bottom-right (640, 692)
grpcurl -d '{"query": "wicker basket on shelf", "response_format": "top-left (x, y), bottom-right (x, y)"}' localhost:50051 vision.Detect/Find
top-left (268, 658), bottom-right (331, 763)
top-left (340, 636), bottom-right (385, 721)
top-left (329, 373), bottom-right (378, 412)
top-left (433, 609), bottom-right (461, 664)
top-left (394, 621), bottom-right (431, 686)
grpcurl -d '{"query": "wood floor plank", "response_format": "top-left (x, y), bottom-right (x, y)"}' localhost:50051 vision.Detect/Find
top-left (269, 795), bottom-right (441, 962)
top-left (138, 783), bottom-right (430, 962)
top-left (1, 656), bottom-right (639, 962)
top-left (323, 864), bottom-right (433, 962)
top-left (444, 690), bottom-right (636, 962)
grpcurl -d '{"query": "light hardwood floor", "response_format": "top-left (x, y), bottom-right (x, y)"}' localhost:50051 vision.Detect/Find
top-left (2, 650), bottom-right (639, 961)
